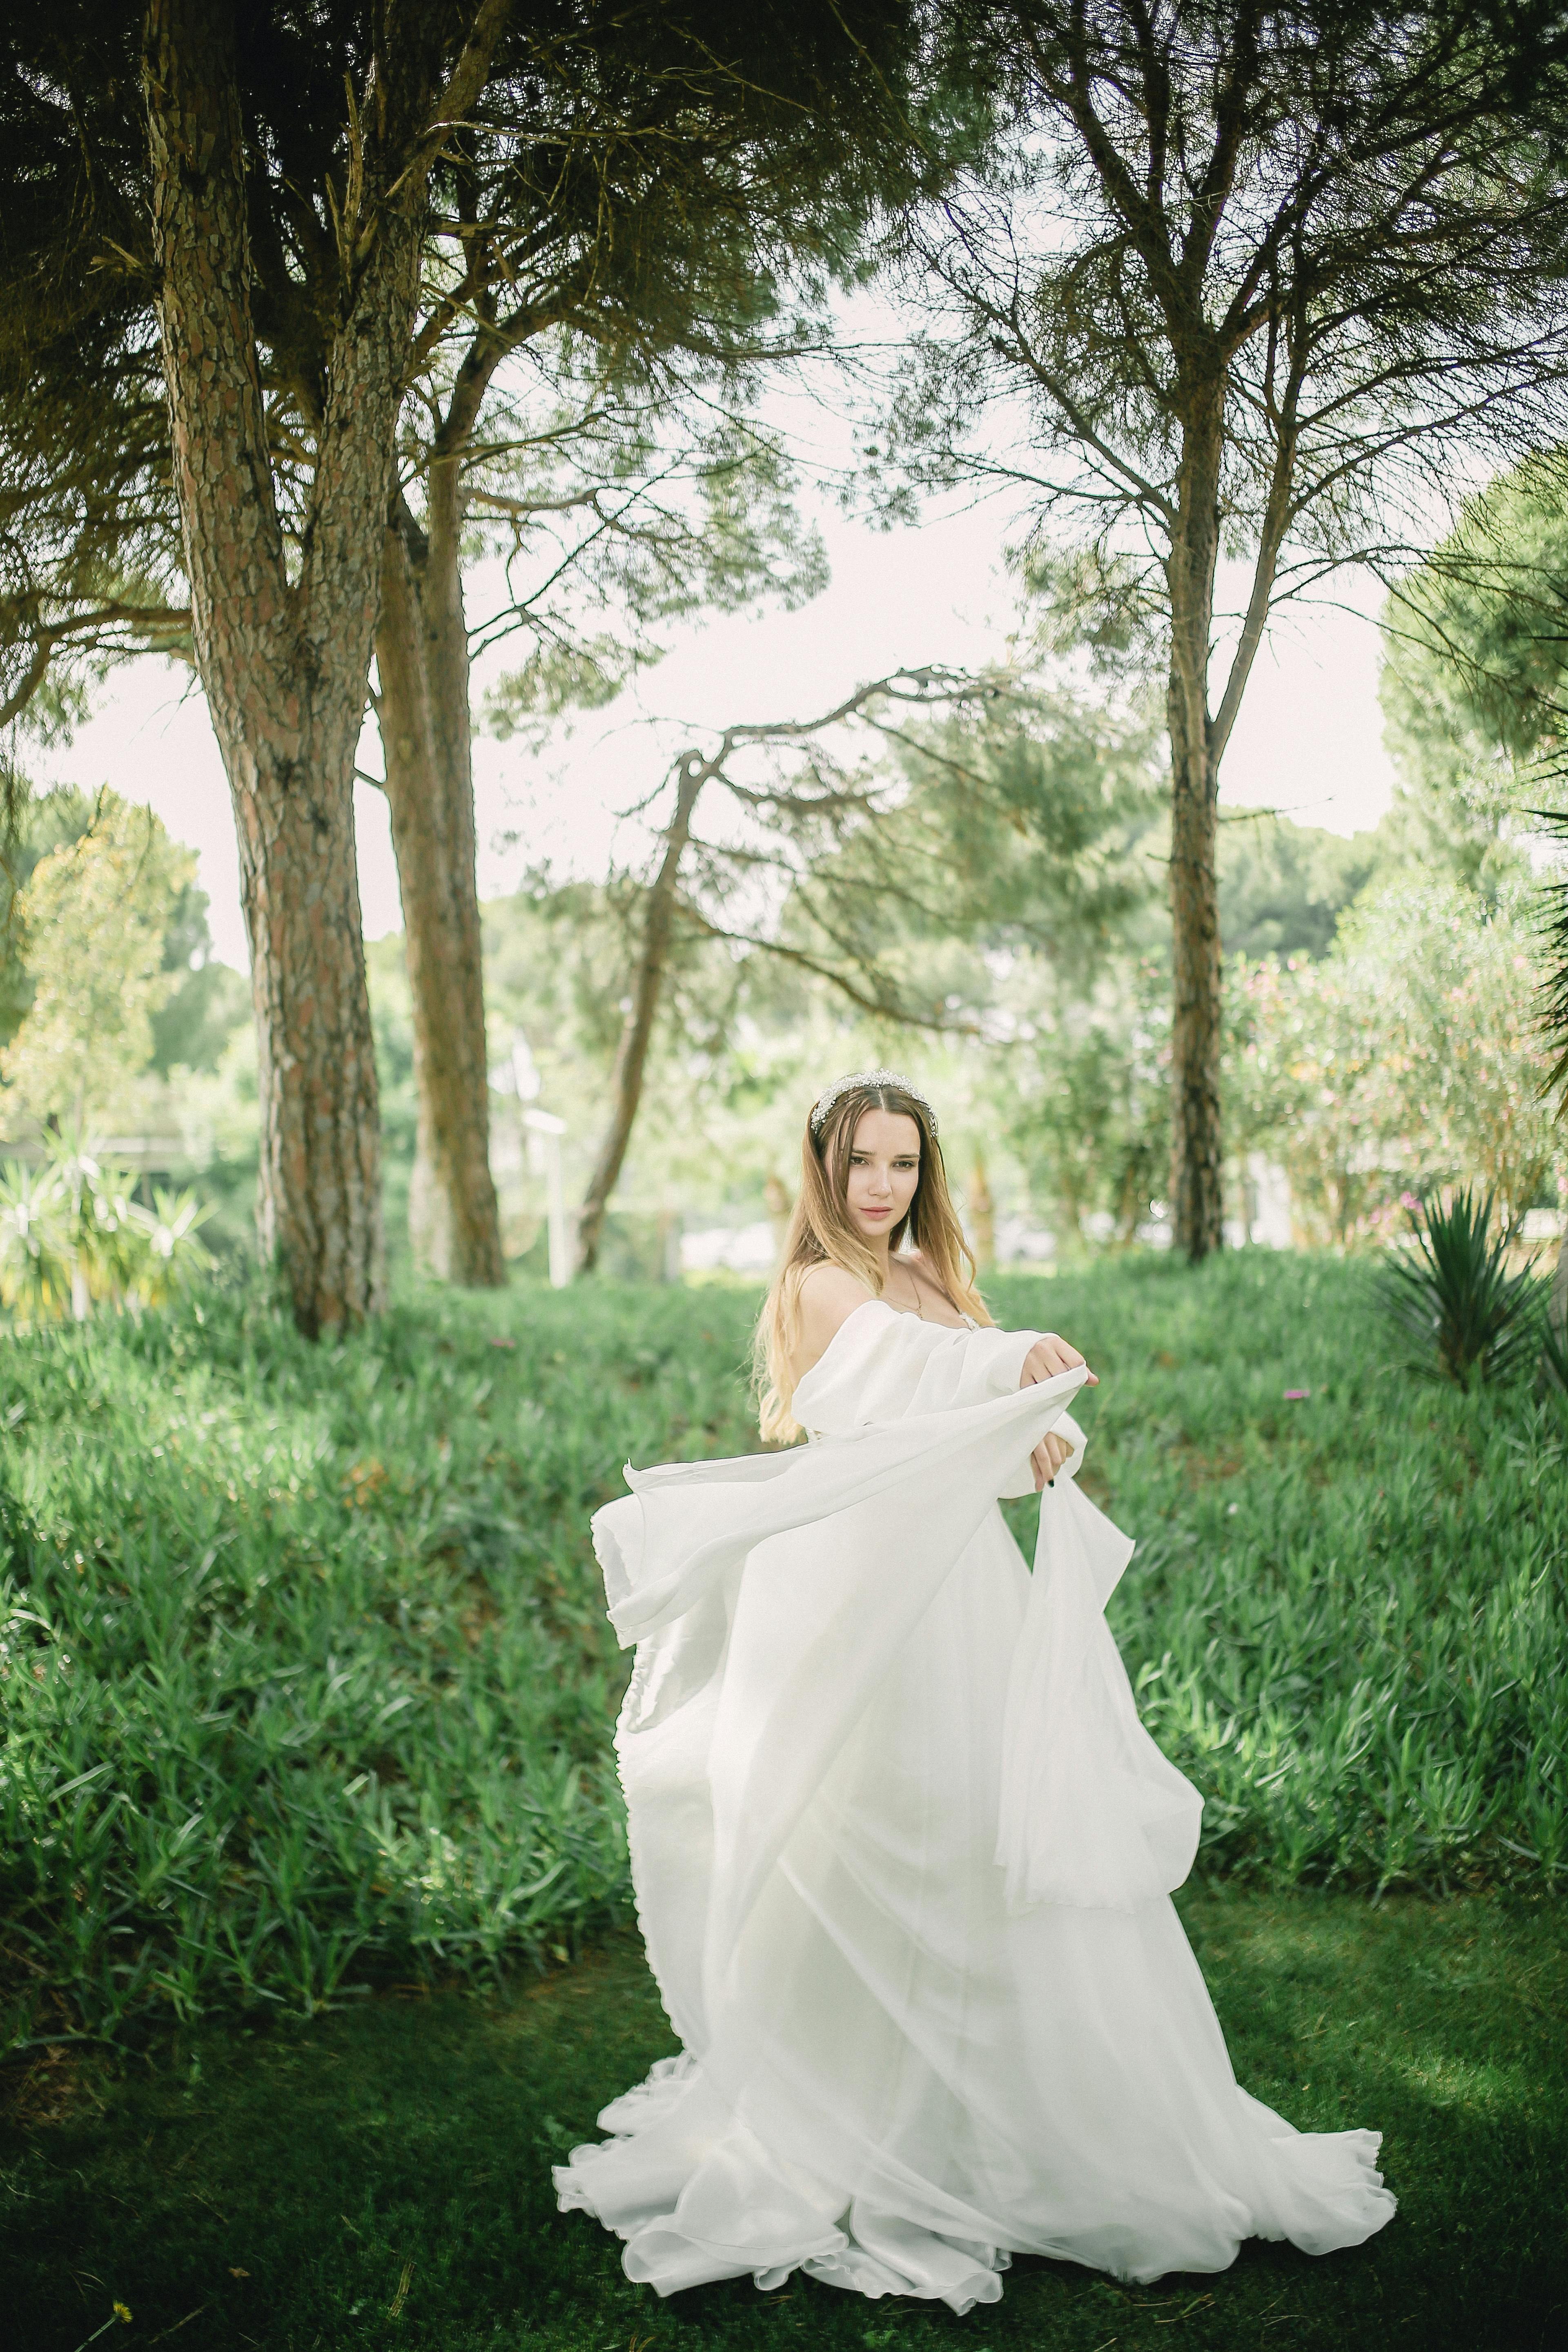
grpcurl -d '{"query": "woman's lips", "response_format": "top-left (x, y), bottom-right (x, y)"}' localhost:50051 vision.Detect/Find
top-left (860, 1206), bottom-right (892, 1218)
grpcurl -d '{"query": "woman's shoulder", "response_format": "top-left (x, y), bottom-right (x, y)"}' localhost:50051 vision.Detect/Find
top-left (796, 1259), bottom-right (877, 1332)
top-left (789, 1261), bottom-right (880, 1378)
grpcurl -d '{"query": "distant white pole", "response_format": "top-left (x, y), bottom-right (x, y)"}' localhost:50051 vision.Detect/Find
top-left (524, 1107), bottom-right (569, 1288)
top-left (511, 1028), bottom-right (570, 1289)
top-left (511, 1028), bottom-right (542, 1106)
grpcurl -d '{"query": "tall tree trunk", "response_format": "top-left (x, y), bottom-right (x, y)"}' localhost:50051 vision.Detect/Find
top-left (1165, 391), bottom-right (1227, 1263)
top-left (145, 0), bottom-right (419, 1332)
top-left (144, 0), bottom-right (509, 1332)
top-left (577, 758), bottom-right (706, 1272)
top-left (377, 470), bottom-right (504, 1286)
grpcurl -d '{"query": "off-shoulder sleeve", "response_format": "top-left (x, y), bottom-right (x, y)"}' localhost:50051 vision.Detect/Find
top-left (592, 1356), bottom-right (1091, 2041)
top-left (792, 1300), bottom-right (1044, 1437)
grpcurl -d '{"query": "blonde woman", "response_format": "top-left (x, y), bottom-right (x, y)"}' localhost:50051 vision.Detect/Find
top-left (557, 1072), bottom-right (1394, 2313)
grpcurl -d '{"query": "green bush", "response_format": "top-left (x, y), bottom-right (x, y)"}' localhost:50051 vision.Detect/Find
top-left (1375, 1187), bottom-right (1544, 1388)
top-left (0, 1278), bottom-right (759, 2042)
top-left (1002, 1254), bottom-right (1568, 1897)
top-left (0, 1144), bottom-right (215, 1326)
top-left (1, 1254), bottom-right (1562, 2047)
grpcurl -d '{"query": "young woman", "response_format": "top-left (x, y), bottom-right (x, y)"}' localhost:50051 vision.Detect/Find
top-left (555, 1071), bottom-right (1394, 2313)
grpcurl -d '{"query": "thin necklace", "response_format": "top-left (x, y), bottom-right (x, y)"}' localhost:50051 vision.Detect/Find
top-left (892, 1259), bottom-right (923, 1317)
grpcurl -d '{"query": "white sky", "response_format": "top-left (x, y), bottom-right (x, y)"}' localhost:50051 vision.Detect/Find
top-left (31, 492), bottom-right (1397, 973)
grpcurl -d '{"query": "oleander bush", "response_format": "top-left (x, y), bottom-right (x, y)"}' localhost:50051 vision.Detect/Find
top-left (1, 1251), bottom-right (1563, 2046)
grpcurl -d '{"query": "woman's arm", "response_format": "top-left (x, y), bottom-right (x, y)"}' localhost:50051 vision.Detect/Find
top-left (1019, 1333), bottom-right (1098, 1492)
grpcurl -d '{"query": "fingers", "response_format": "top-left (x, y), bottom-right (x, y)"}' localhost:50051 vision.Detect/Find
top-left (1029, 1429), bottom-right (1072, 1490)
top-left (1021, 1333), bottom-right (1099, 1388)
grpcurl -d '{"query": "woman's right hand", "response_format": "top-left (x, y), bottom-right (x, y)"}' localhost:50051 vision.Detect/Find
top-left (1030, 1428), bottom-right (1074, 1490)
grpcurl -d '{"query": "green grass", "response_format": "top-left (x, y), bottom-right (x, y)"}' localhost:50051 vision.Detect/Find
top-left (0, 1278), bottom-right (762, 2041)
top-left (1, 1254), bottom-right (1564, 2046)
top-left (3, 1254), bottom-right (1564, 2346)
top-left (1020, 1252), bottom-right (1568, 1893)
top-left (2, 1886), bottom-right (1562, 2351)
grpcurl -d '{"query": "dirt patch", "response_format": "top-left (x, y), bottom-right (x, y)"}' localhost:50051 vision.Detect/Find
top-left (0, 2038), bottom-right (107, 2130)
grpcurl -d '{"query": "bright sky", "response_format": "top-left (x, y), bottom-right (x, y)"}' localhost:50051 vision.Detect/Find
top-left (32, 492), bottom-right (1397, 973)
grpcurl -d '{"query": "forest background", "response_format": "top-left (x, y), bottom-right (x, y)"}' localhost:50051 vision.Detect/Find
top-left (3, 1), bottom-right (1568, 1308)
top-left (2, 491), bottom-right (1563, 1291)
top-left (4, 18), bottom-right (1568, 2343)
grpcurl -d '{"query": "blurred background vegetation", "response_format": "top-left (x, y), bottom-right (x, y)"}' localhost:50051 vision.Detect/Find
top-left (3, 457), bottom-right (1562, 1293)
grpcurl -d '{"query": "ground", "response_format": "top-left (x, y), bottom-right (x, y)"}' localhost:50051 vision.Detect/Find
top-left (2, 1256), bottom-right (1564, 2350)
top-left (3, 1885), bottom-right (1563, 2352)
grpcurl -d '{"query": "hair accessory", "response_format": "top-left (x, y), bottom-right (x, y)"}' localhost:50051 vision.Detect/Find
top-left (809, 1067), bottom-right (938, 1140)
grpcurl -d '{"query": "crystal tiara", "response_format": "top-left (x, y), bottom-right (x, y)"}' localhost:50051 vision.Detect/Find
top-left (809, 1067), bottom-right (938, 1140)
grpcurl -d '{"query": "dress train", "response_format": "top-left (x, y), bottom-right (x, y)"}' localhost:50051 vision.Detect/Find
top-left (554, 1303), bottom-right (1394, 2309)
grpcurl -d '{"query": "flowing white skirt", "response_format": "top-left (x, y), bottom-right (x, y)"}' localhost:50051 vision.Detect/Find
top-left (555, 1335), bottom-right (1394, 2310)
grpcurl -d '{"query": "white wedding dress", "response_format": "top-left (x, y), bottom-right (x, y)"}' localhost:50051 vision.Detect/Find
top-left (554, 1303), bottom-right (1394, 2311)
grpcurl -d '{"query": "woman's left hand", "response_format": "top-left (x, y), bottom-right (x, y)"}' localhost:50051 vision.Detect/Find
top-left (1030, 1429), bottom-right (1074, 1491)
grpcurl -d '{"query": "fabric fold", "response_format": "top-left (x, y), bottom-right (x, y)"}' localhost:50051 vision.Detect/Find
top-left (996, 1474), bottom-right (1203, 1912)
top-left (556, 1301), bottom-right (1396, 2303)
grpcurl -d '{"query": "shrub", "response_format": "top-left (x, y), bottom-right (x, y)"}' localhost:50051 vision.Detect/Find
top-left (0, 1278), bottom-right (759, 2042)
top-left (1376, 1188), bottom-right (1544, 1388)
top-left (1, 1257), bottom-right (1562, 2048)
top-left (0, 1144), bottom-right (214, 1327)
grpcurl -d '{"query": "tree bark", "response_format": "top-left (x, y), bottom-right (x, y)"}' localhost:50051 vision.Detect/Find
top-left (377, 473), bottom-right (504, 1286)
top-left (144, 0), bottom-right (420, 1332)
top-left (577, 758), bottom-right (706, 1272)
top-left (1165, 386), bottom-right (1227, 1263)
top-left (144, 0), bottom-right (510, 1332)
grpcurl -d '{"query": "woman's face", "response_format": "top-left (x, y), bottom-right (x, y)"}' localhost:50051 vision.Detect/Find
top-left (844, 1107), bottom-right (922, 1242)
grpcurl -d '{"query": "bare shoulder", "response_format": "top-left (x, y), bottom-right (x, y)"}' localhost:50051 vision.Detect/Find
top-left (793, 1261), bottom-right (878, 1375)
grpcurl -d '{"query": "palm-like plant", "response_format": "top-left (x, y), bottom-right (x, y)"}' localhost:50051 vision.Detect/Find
top-left (128, 1185), bottom-right (216, 1307)
top-left (0, 1158), bottom-right (72, 1324)
top-left (46, 1141), bottom-right (143, 1314)
top-left (0, 1139), bottom-right (217, 1325)
top-left (1378, 1188), bottom-right (1544, 1389)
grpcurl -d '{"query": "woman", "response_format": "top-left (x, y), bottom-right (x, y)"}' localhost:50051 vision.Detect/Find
top-left (555, 1070), bottom-right (1394, 2313)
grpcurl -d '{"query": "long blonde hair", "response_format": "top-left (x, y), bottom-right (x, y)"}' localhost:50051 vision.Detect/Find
top-left (755, 1079), bottom-right (991, 1441)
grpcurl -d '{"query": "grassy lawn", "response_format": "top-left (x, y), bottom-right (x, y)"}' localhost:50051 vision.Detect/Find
top-left (3, 1886), bottom-right (1562, 2352)
top-left (2, 1252), bottom-right (1564, 2345)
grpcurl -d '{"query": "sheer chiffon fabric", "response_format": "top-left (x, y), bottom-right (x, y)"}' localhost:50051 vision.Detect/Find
top-left (555, 1303), bottom-right (1394, 2310)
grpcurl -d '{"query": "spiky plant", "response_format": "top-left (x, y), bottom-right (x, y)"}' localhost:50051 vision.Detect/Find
top-left (1378, 1188), bottom-right (1544, 1389)
top-left (45, 1139), bottom-right (143, 1312)
top-left (128, 1185), bottom-right (216, 1307)
top-left (0, 1158), bottom-right (71, 1323)
top-left (0, 1140), bottom-right (217, 1325)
